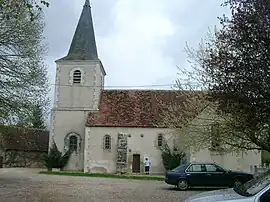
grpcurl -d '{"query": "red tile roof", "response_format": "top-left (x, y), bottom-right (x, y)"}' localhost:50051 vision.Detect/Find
top-left (86, 90), bottom-right (204, 127)
top-left (0, 126), bottom-right (49, 152)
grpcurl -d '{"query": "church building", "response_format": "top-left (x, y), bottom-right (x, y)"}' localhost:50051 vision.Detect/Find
top-left (49, 0), bottom-right (261, 174)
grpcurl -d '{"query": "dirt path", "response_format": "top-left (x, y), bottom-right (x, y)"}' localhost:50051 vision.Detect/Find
top-left (0, 168), bottom-right (201, 202)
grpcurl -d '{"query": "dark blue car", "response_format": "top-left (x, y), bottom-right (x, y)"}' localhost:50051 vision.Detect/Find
top-left (165, 162), bottom-right (253, 190)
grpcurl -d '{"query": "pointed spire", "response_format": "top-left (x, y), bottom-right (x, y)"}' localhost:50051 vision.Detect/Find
top-left (60, 0), bottom-right (98, 61)
top-left (84, 0), bottom-right (90, 7)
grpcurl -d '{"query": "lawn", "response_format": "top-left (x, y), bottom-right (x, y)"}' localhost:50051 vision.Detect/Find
top-left (39, 171), bottom-right (165, 181)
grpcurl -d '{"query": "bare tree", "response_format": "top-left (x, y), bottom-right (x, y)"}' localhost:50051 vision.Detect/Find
top-left (156, 69), bottom-right (215, 153)
top-left (0, 5), bottom-right (49, 126)
top-left (0, 0), bottom-right (50, 21)
top-left (170, 0), bottom-right (270, 153)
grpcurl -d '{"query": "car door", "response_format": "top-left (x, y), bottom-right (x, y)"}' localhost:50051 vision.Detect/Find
top-left (204, 164), bottom-right (229, 187)
top-left (185, 163), bottom-right (208, 186)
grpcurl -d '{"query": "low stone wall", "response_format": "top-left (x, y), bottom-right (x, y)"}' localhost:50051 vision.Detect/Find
top-left (3, 150), bottom-right (46, 168)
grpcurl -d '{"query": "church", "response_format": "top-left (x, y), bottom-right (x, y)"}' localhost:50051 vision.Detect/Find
top-left (49, 0), bottom-right (261, 174)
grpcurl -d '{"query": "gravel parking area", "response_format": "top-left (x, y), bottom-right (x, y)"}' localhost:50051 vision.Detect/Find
top-left (0, 168), bottom-right (202, 202)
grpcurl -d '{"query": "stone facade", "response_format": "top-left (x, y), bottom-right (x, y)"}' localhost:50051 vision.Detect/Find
top-left (84, 127), bottom-right (181, 174)
top-left (49, 60), bottom-right (105, 172)
top-left (82, 105), bottom-right (262, 174)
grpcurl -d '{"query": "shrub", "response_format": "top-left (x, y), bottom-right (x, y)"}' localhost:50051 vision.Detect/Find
top-left (43, 140), bottom-right (71, 171)
top-left (159, 140), bottom-right (186, 171)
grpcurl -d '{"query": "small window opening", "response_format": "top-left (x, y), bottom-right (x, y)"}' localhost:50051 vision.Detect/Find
top-left (104, 135), bottom-right (111, 150)
top-left (157, 134), bottom-right (163, 147)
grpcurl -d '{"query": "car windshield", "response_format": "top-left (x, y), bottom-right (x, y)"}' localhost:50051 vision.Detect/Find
top-left (214, 164), bottom-right (226, 172)
top-left (233, 170), bottom-right (270, 197)
top-left (171, 164), bottom-right (186, 172)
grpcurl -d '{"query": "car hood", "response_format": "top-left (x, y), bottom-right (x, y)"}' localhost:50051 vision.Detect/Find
top-left (229, 170), bottom-right (250, 175)
top-left (185, 188), bottom-right (249, 202)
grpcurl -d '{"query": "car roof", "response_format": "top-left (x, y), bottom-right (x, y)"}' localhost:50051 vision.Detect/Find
top-left (189, 162), bottom-right (217, 165)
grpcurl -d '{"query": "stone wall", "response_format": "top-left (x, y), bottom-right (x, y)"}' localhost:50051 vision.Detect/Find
top-left (116, 133), bottom-right (128, 173)
top-left (3, 150), bottom-right (46, 168)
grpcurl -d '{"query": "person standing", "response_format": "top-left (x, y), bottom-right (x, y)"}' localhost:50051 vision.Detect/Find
top-left (144, 158), bottom-right (151, 175)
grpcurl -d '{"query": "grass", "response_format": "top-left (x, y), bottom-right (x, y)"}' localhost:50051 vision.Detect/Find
top-left (39, 171), bottom-right (165, 181)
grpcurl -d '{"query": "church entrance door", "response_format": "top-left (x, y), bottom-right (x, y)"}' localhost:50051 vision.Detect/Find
top-left (0, 156), bottom-right (3, 168)
top-left (132, 154), bottom-right (140, 173)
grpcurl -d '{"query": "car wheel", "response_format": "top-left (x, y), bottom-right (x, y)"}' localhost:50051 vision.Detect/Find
top-left (177, 179), bottom-right (189, 191)
top-left (232, 179), bottom-right (242, 188)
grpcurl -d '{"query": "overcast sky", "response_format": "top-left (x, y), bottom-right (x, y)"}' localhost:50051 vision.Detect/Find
top-left (43, 0), bottom-right (229, 101)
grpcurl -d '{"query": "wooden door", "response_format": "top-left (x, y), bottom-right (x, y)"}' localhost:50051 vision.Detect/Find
top-left (132, 154), bottom-right (140, 173)
top-left (0, 156), bottom-right (3, 168)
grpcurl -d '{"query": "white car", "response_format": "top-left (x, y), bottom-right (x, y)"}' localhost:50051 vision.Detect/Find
top-left (185, 171), bottom-right (270, 202)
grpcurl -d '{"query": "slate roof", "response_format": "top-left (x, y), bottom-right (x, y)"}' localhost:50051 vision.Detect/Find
top-left (58, 0), bottom-right (98, 61)
top-left (86, 90), bottom-right (205, 128)
top-left (0, 126), bottom-right (49, 152)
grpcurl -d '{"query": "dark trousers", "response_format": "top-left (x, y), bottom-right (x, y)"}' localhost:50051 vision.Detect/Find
top-left (145, 166), bottom-right (150, 174)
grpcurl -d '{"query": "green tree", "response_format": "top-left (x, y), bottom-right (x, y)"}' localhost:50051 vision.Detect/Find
top-left (0, 4), bottom-right (49, 127)
top-left (43, 141), bottom-right (71, 171)
top-left (185, 0), bottom-right (270, 152)
top-left (14, 104), bottom-right (47, 129)
top-left (30, 104), bottom-right (46, 129)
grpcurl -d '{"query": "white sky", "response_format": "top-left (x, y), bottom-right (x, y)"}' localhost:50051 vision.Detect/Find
top-left (43, 0), bottom-right (229, 102)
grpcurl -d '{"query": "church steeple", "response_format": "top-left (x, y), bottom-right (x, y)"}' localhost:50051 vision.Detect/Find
top-left (60, 0), bottom-right (98, 61)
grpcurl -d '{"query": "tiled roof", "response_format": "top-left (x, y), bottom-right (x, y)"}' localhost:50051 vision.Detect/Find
top-left (0, 126), bottom-right (49, 152)
top-left (86, 90), bottom-right (204, 127)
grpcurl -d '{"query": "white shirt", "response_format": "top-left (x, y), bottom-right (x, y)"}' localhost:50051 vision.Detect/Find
top-left (144, 160), bottom-right (151, 167)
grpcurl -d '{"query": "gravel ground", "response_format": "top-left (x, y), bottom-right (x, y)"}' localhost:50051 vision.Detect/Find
top-left (0, 168), bottom-right (203, 202)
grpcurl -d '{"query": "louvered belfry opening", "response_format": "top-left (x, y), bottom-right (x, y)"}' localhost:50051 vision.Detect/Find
top-left (73, 70), bottom-right (81, 84)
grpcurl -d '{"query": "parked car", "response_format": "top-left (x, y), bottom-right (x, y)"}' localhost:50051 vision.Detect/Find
top-left (185, 170), bottom-right (270, 202)
top-left (165, 162), bottom-right (253, 190)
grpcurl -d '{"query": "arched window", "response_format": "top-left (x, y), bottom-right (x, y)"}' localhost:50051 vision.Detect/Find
top-left (69, 135), bottom-right (78, 152)
top-left (157, 134), bottom-right (163, 147)
top-left (103, 135), bottom-right (111, 150)
top-left (73, 70), bottom-right (81, 84)
top-left (64, 132), bottom-right (81, 153)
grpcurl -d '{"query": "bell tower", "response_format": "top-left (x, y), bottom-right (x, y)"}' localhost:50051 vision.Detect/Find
top-left (49, 0), bottom-right (106, 171)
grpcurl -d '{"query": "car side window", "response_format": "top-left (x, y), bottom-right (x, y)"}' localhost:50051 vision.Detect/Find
top-left (205, 164), bottom-right (218, 172)
top-left (260, 188), bottom-right (270, 202)
top-left (187, 164), bottom-right (203, 172)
